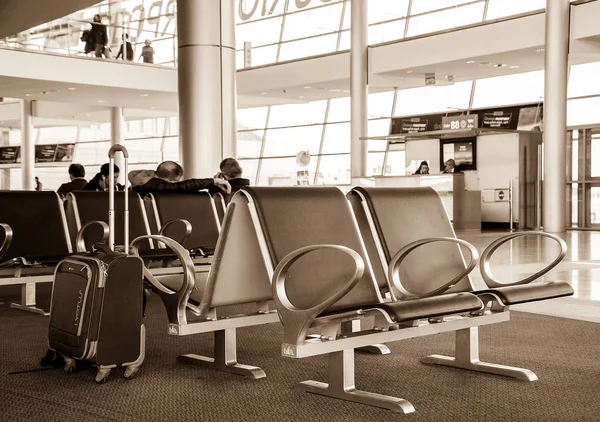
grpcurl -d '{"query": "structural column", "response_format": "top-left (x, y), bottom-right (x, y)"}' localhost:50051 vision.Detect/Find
top-left (110, 106), bottom-right (125, 185)
top-left (542, 0), bottom-right (570, 232)
top-left (20, 100), bottom-right (35, 190)
top-left (177, 0), bottom-right (237, 179)
top-left (350, 0), bottom-right (369, 181)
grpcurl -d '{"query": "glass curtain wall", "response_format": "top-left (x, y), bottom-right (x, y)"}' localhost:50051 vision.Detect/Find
top-left (3, 0), bottom-right (580, 68)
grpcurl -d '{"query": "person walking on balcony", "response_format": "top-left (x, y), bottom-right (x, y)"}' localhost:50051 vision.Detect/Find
top-left (91, 14), bottom-right (108, 58)
top-left (116, 34), bottom-right (134, 61)
top-left (140, 40), bottom-right (155, 64)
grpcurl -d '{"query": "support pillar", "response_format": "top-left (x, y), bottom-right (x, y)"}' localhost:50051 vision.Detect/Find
top-left (110, 106), bottom-right (125, 185)
top-left (350, 0), bottom-right (368, 183)
top-left (21, 100), bottom-right (34, 190)
top-left (542, 0), bottom-right (570, 232)
top-left (177, 0), bottom-right (237, 179)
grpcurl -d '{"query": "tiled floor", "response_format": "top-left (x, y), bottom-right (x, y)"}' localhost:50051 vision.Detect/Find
top-left (460, 230), bottom-right (600, 322)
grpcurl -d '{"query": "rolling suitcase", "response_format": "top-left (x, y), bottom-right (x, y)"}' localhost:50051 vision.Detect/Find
top-left (47, 145), bottom-right (145, 383)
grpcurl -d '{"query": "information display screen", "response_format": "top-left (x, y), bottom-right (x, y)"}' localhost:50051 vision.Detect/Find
top-left (0, 146), bottom-right (19, 164)
top-left (440, 137), bottom-right (477, 171)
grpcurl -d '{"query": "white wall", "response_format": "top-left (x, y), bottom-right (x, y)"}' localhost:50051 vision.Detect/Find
top-left (477, 133), bottom-right (520, 223)
top-left (405, 138), bottom-right (439, 174)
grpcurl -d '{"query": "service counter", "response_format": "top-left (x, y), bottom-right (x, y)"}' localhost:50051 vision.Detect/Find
top-left (372, 174), bottom-right (481, 232)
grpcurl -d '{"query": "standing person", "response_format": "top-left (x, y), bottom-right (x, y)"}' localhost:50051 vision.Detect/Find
top-left (116, 34), bottom-right (134, 61)
top-left (34, 177), bottom-right (42, 191)
top-left (90, 14), bottom-right (108, 58)
top-left (84, 163), bottom-right (124, 191)
top-left (140, 40), bottom-right (155, 64)
top-left (57, 164), bottom-right (87, 195)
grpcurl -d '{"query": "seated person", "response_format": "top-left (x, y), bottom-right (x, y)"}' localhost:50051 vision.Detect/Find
top-left (128, 169), bottom-right (156, 188)
top-left (413, 160), bottom-right (430, 175)
top-left (84, 163), bottom-right (125, 191)
top-left (443, 159), bottom-right (456, 173)
top-left (133, 161), bottom-right (231, 197)
top-left (57, 163), bottom-right (88, 194)
top-left (212, 157), bottom-right (250, 196)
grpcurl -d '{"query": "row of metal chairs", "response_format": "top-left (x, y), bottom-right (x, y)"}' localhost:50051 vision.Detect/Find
top-left (137, 186), bottom-right (573, 414)
top-left (0, 189), bottom-right (224, 314)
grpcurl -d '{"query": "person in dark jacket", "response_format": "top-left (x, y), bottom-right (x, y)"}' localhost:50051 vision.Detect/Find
top-left (84, 163), bottom-right (124, 191)
top-left (90, 14), bottom-right (108, 58)
top-left (212, 157), bottom-right (250, 198)
top-left (133, 161), bottom-right (230, 197)
top-left (116, 34), bottom-right (134, 61)
top-left (57, 163), bottom-right (87, 195)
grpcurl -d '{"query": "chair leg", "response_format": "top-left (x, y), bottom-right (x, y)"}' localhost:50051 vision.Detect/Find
top-left (10, 283), bottom-right (48, 316)
top-left (297, 349), bottom-right (415, 413)
top-left (342, 320), bottom-right (391, 355)
top-left (420, 327), bottom-right (538, 381)
top-left (178, 328), bottom-right (266, 379)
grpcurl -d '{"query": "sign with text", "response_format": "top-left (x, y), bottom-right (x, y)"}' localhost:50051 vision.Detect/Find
top-left (442, 114), bottom-right (478, 131)
top-left (34, 144), bottom-right (75, 163)
top-left (481, 111), bottom-right (513, 129)
top-left (0, 146), bottom-right (19, 164)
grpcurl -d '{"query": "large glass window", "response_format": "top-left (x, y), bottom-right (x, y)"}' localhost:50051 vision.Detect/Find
top-left (406, 2), bottom-right (485, 37)
top-left (472, 71), bottom-right (544, 108)
top-left (394, 81), bottom-right (472, 116)
top-left (410, 0), bottom-right (479, 15)
top-left (485, 0), bottom-right (546, 20)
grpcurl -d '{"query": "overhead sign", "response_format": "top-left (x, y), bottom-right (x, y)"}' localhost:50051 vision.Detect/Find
top-left (482, 111), bottom-right (513, 129)
top-left (0, 146), bottom-right (19, 164)
top-left (401, 117), bottom-right (430, 134)
top-left (34, 144), bottom-right (75, 163)
top-left (442, 114), bottom-right (478, 131)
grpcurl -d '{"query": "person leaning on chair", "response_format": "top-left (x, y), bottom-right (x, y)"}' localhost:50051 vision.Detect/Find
top-left (132, 161), bottom-right (231, 197)
top-left (57, 164), bottom-right (88, 195)
top-left (212, 157), bottom-right (250, 195)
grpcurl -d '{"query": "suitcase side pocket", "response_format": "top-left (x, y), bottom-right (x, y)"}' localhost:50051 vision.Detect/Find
top-left (48, 260), bottom-right (94, 356)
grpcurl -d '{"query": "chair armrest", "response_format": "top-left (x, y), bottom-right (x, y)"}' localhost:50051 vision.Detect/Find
top-left (159, 218), bottom-right (192, 246)
top-left (131, 234), bottom-right (196, 326)
top-left (75, 220), bottom-right (110, 253)
top-left (0, 223), bottom-right (13, 261)
top-left (480, 231), bottom-right (567, 288)
top-left (388, 237), bottom-right (479, 300)
top-left (272, 244), bottom-right (365, 346)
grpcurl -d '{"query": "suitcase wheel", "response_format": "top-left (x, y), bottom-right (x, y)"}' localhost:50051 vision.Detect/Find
top-left (95, 368), bottom-right (111, 384)
top-left (63, 358), bottom-right (76, 374)
top-left (124, 366), bottom-right (140, 380)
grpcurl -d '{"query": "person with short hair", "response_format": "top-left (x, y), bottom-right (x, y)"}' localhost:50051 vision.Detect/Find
top-left (84, 163), bottom-right (124, 191)
top-left (215, 157), bottom-right (250, 197)
top-left (57, 163), bottom-right (88, 194)
top-left (116, 33), bottom-right (134, 61)
top-left (140, 40), bottom-right (155, 64)
top-left (443, 159), bottom-right (456, 174)
top-left (90, 14), bottom-right (108, 58)
top-left (133, 161), bottom-right (230, 197)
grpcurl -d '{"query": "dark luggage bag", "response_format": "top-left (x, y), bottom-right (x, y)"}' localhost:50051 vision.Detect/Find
top-left (47, 145), bottom-right (145, 383)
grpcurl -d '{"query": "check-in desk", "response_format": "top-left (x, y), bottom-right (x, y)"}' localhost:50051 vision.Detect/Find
top-left (372, 174), bottom-right (481, 232)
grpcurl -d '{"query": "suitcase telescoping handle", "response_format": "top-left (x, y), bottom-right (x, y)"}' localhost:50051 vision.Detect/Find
top-left (108, 144), bottom-right (129, 252)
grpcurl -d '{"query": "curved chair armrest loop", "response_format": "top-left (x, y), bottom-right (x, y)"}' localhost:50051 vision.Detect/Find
top-left (75, 221), bottom-right (110, 253)
top-left (480, 231), bottom-right (567, 288)
top-left (159, 218), bottom-right (193, 246)
top-left (389, 237), bottom-right (479, 299)
top-left (131, 234), bottom-right (196, 327)
top-left (272, 244), bottom-right (365, 345)
top-left (0, 223), bottom-right (13, 261)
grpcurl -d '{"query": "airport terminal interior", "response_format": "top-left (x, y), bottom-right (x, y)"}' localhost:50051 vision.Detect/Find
top-left (1, 0), bottom-right (599, 420)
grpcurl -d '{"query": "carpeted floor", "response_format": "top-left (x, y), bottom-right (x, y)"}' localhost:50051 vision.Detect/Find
top-left (0, 285), bottom-right (599, 422)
